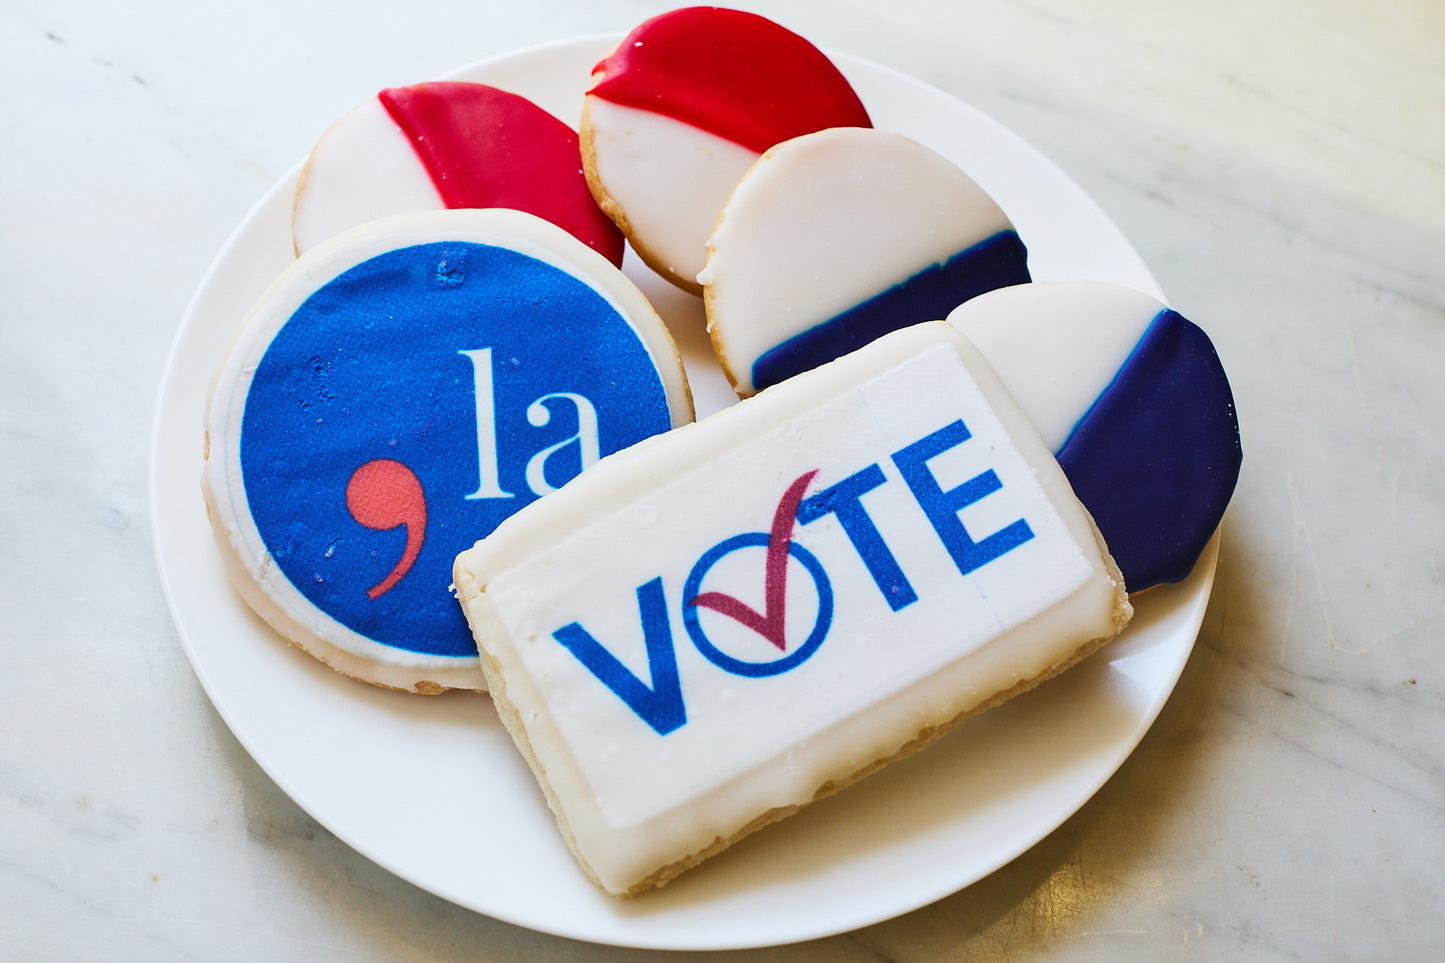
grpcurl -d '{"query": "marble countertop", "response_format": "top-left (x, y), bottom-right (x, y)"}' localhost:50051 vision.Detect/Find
top-left (4, 0), bottom-right (1441, 958)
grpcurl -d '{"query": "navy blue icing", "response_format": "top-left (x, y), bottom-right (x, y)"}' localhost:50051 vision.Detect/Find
top-left (750, 229), bottom-right (1030, 391)
top-left (240, 241), bottom-right (673, 657)
top-left (1056, 309), bottom-right (1241, 591)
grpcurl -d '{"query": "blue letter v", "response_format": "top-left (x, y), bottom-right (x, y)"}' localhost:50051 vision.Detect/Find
top-left (551, 577), bottom-right (686, 736)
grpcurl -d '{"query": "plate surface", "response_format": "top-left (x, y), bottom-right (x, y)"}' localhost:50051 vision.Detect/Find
top-left (150, 35), bottom-right (1214, 950)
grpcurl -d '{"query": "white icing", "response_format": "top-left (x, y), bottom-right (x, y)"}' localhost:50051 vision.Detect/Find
top-left (455, 323), bottom-right (1128, 893)
top-left (701, 127), bottom-right (1015, 396)
top-left (204, 209), bottom-right (693, 693)
top-left (582, 97), bottom-right (760, 292)
top-left (946, 281), bottom-right (1164, 453)
top-left (291, 97), bottom-right (445, 256)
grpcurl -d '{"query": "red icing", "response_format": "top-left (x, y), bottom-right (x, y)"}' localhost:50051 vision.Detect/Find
top-left (378, 82), bottom-right (625, 266)
top-left (346, 459), bottom-right (427, 600)
top-left (690, 469), bottom-right (818, 652)
top-left (588, 7), bottom-right (871, 154)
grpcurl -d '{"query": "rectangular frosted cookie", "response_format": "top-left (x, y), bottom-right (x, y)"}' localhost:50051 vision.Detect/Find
top-left (454, 321), bottom-right (1131, 896)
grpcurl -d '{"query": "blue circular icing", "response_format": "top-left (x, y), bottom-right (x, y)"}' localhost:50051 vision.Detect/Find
top-left (240, 241), bottom-right (673, 658)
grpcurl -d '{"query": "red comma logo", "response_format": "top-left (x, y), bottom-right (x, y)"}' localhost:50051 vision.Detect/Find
top-left (346, 459), bottom-right (428, 599)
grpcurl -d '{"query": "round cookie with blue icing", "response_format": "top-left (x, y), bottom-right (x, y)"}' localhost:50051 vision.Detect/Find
top-left (203, 209), bottom-right (693, 693)
top-left (699, 126), bottom-right (1030, 397)
top-left (946, 280), bottom-right (1240, 591)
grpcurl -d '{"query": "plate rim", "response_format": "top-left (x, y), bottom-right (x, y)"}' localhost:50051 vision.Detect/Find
top-left (148, 33), bottom-right (1209, 950)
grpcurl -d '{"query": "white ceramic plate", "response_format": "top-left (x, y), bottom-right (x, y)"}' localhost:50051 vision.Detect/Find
top-left (150, 36), bottom-right (1214, 950)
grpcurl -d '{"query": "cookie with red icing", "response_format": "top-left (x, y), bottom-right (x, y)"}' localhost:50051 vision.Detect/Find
top-left (292, 81), bottom-right (624, 265)
top-left (580, 6), bottom-right (871, 294)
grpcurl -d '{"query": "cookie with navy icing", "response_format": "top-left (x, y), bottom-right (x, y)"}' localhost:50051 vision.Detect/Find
top-left (292, 81), bottom-right (624, 265)
top-left (203, 209), bottom-right (692, 693)
top-left (700, 126), bottom-right (1030, 396)
top-left (580, 6), bottom-right (871, 294)
top-left (947, 280), bottom-right (1240, 591)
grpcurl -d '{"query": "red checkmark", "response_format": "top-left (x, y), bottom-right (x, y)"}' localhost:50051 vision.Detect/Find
top-left (689, 470), bottom-right (819, 651)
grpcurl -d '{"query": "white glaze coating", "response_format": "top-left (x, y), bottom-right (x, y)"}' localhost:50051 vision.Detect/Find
top-left (946, 281), bottom-right (1163, 453)
top-left (581, 97), bottom-right (760, 293)
top-left (455, 323), bottom-right (1129, 894)
top-left (701, 127), bottom-right (1014, 396)
top-left (291, 97), bottom-right (445, 256)
top-left (204, 209), bottom-right (693, 694)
